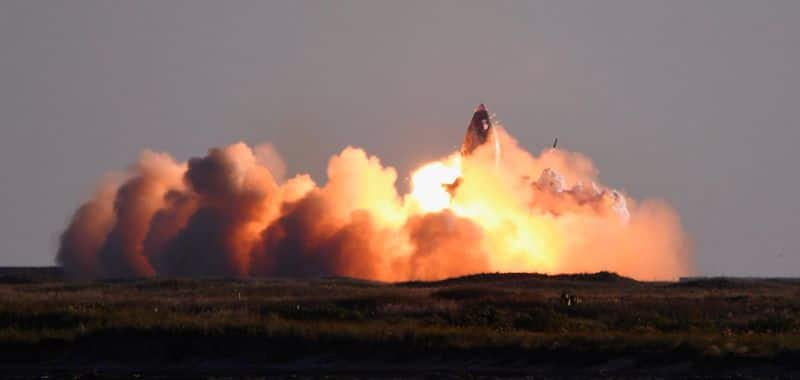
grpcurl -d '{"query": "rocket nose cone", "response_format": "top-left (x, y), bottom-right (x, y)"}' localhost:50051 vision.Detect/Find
top-left (476, 103), bottom-right (487, 112)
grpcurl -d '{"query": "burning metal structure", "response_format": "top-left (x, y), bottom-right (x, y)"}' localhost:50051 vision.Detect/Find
top-left (461, 103), bottom-right (493, 156)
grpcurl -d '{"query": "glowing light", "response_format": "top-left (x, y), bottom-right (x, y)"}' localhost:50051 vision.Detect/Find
top-left (409, 157), bottom-right (461, 212)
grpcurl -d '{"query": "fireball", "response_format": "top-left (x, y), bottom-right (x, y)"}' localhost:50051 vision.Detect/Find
top-left (58, 106), bottom-right (692, 281)
top-left (409, 155), bottom-right (461, 213)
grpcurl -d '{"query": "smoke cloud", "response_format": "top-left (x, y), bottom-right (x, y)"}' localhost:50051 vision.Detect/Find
top-left (57, 127), bottom-right (692, 281)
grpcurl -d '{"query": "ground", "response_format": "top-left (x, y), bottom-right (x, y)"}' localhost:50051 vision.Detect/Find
top-left (1, 267), bottom-right (800, 379)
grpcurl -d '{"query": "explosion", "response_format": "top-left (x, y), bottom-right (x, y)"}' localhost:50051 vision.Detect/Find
top-left (409, 156), bottom-right (462, 213)
top-left (58, 108), bottom-right (692, 281)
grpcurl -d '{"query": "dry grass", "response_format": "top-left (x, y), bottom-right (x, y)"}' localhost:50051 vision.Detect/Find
top-left (1, 269), bottom-right (800, 370)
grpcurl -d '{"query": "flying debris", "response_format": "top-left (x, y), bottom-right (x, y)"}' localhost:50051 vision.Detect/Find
top-left (552, 138), bottom-right (558, 149)
top-left (460, 103), bottom-right (493, 156)
top-left (443, 177), bottom-right (462, 197)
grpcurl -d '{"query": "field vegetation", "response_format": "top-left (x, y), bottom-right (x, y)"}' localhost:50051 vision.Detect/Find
top-left (1, 268), bottom-right (800, 376)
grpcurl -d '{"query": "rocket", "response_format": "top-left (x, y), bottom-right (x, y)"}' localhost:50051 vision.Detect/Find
top-left (460, 103), bottom-right (493, 156)
top-left (445, 104), bottom-right (494, 196)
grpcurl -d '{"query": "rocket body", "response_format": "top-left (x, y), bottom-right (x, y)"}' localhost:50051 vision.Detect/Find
top-left (460, 104), bottom-right (492, 156)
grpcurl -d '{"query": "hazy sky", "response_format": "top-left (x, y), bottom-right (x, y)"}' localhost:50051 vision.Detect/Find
top-left (1, 1), bottom-right (798, 276)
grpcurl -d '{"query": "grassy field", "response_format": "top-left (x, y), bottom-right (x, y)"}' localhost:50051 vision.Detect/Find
top-left (1, 268), bottom-right (800, 378)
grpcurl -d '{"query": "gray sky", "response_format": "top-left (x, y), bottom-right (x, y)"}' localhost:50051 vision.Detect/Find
top-left (1, 1), bottom-right (798, 276)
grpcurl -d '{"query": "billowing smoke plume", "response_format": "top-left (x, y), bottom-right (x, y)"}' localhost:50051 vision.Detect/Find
top-left (58, 127), bottom-right (692, 281)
